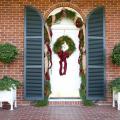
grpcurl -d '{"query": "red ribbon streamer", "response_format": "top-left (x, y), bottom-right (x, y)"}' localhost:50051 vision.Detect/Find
top-left (45, 42), bottom-right (52, 81)
top-left (58, 50), bottom-right (69, 75)
top-left (46, 43), bottom-right (52, 69)
top-left (45, 71), bottom-right (50, 81)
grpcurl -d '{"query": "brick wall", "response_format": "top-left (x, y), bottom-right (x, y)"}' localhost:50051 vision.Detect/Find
top-left (0, 0), bottom-right (120, 105)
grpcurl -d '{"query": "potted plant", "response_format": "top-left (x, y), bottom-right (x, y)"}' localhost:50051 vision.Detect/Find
top-left (109, 78), bottom-right (120, 110)
top-left (0, 43), bottom-right (19, 110)
top-left (0, 76), bottom-right (21, 110)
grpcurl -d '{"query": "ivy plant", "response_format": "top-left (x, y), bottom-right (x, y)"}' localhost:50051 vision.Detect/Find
top-left (0, 43), bottom-right (18, 64)
top-left (0, 76), bottom-right (21, 91)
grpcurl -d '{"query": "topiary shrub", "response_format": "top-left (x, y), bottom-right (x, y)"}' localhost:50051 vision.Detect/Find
top-left (111, 43), bottom-right (120, 66)
top-left (0, 76), bottom-right (21, 91)
top-left (0, 43), bottom-right (18, 64)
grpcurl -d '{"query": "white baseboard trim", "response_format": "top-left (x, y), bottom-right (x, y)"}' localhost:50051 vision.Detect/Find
top-left (49, 98), bottom-right (82, 102)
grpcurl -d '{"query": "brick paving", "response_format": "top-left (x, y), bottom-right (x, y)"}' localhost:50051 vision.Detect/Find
top-left (0, 105), bottom-right (120, 120)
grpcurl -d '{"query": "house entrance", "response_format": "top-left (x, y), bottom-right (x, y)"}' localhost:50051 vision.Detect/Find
top-left (45, 7), bottom-right (85, 98)
top-left (25, 6), bottom-right (105, 101)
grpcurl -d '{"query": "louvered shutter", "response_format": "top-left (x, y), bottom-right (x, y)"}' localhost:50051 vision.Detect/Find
top-left (24, 6), bottom-right (44, 100)
top-left (86, 7), bottom-right (105, 100)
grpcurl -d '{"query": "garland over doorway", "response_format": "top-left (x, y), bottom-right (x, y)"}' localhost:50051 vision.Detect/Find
top-left (44, 7), bottom-right (90, 105)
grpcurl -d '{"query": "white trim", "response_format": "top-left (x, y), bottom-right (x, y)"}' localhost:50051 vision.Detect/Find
top-left (49, 98), bottom-right (82, 102)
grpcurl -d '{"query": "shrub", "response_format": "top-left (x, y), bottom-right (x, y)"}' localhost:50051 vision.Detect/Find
top-left (0, 43), bottom-right (18, 64)
top-left (35, 81), bottom-right (51, 107)
top-left (35, 96), bottom-right (49, 107)
top-left (83, 99), bottom-right (94, 106)
top-left (0, 76), bottom-right (21, 91)
top-left (109, 77), bottom-right (120, 93)
top-left (111, 43), bottom-right (120, 66)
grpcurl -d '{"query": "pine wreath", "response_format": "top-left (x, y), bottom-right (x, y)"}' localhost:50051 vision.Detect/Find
top-left (53, 36), bottom-right (76, 75)
top-left (53, 36), bottom-right (76, 56)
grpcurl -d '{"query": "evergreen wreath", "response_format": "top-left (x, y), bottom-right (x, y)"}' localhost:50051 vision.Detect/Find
top-left (53, 36), bottom-right (76, 75)
top-left (53, 36), bottom-right (76, 55)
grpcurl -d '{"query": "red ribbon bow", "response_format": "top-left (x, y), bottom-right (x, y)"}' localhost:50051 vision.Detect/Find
top-left (58, 50), bottom-right (69, 75)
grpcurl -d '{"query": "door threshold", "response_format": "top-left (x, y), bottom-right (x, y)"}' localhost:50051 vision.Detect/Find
top-left (49, 98), bottom-right (82, 106)
top-left (49, 97), bottom-right (82, 101)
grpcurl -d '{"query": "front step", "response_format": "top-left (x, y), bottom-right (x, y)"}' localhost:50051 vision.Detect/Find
top-left (49, 98), bottom-right (82, 106)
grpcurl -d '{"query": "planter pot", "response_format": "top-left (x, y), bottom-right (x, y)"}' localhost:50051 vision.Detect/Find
top-left (0, 87), bottom-right (17, 110)
top-left (113, 90), bottom-right (120, 110)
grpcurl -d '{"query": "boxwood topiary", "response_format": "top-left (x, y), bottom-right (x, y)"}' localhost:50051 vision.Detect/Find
top-left (0, 43), bottom-right (18, 64)
top-left (111, 43), bottom-right (120, 66)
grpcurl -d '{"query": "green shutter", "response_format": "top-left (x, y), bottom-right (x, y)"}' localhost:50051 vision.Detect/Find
top-left (86, 7), bottom-right (105, 100)
top-left (24, 6), bottom-right (44, 100)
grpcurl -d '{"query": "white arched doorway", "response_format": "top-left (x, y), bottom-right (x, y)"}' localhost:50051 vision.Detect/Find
top-left (48, 7), bottom-right (84, 98)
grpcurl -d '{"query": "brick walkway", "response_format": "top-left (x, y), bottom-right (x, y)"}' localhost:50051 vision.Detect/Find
top-left (0, 105), bottom-right (120, 120)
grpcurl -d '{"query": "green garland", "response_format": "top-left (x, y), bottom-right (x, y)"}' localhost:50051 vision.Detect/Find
top-left (79, 30), bottom-right (93, 106)
top-left (35, 26), bottom-right (51, 107)
top-left (55, 9), bottom-right (76, 22)
top-left (46, 8), bottom-right (82, 28)
top-left (53, 36), bottom-right (76, 55)
top-left (64, 9), bottom-right (76, 20)
top-left (46, 16), bottom-right (52, 27)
